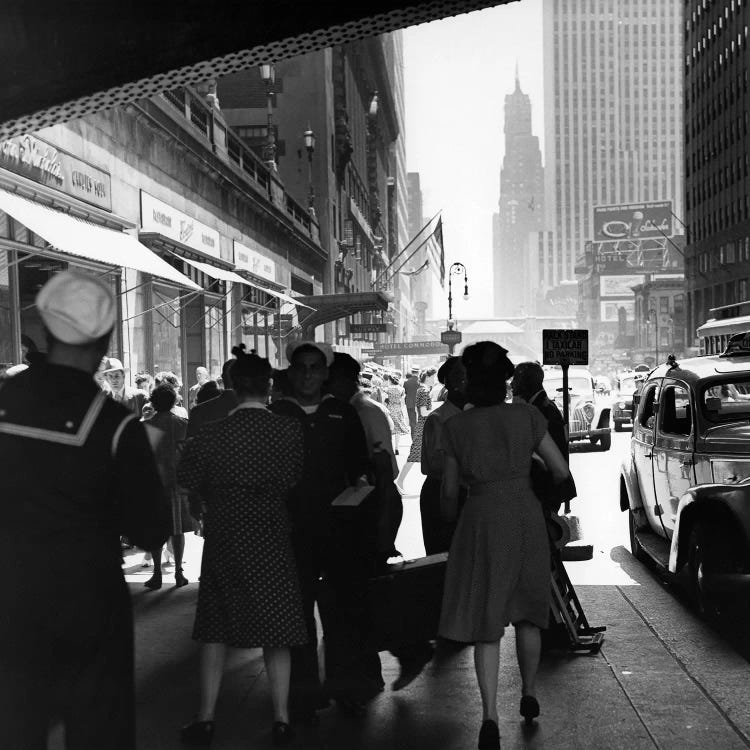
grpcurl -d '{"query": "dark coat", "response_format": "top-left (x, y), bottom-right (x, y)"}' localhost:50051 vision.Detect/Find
top-left (186, 389), bottom-right (239, 438)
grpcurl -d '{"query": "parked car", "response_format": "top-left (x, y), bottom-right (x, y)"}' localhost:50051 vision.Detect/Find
top-left (612, 370), bottom-right (638, 431)
top-left (542, 367), bottom-right (611, 449)
top-left (620, 340), bottom-right (750, 618)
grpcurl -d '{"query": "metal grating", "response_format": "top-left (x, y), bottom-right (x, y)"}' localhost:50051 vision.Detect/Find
top-left (0, 0), bottom-right (505, 140)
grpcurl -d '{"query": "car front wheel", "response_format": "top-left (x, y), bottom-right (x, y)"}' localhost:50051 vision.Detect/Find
top-left (628, 509), bottom-right (648, 563)
top-left (599, 431), bottom-right (611, 450)
top-left (688, 524), bottom-right (724, 621)
top-left (614, 421), bottom-right (623, 432)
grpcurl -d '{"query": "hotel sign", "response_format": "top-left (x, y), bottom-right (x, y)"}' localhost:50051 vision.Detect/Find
top-left (0, 134), bottom-right (112, 211)
top-left (140, 191), bottom-right (220, 259)
top-left (234, 239), bottom-right (277, 282)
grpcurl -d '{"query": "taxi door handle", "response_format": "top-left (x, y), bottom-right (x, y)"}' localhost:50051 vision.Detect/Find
top-left (644, 452), bottom-right (653, 458)
top-left (680, 459), bottom-right (693, 467)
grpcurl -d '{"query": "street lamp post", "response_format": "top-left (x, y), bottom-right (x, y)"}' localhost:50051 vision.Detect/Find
top-left (259, 63), bottom-right (277, 171)
top-left (649, 308), bottom-right (659, 364)
top-left (303, 127), bottom-right (316, 218)
top-left (446, 262), bottom-right (469, 355)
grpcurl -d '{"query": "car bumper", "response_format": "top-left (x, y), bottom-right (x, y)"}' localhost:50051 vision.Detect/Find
top-left (612, 408), bottom-right (633, 423)
top-left (569, 427), bottom-right (609, 441)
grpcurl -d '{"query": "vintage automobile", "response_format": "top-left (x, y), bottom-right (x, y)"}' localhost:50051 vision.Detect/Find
top-left (620, 338), bottom-right (750, 618)
top-left (612, 370), bottom-right (639, 431)
top-left (543, 367), bottom-right (611, 450)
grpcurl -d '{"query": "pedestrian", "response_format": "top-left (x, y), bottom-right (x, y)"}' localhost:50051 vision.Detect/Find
top-left (0, 270), bottom-right (170, 750)
top-left (195, 379), bottom-right (221, 405)
top-left (142, 383), bottom-right (195, 590)
top-left (178, 345), bottom-right (307, 747)
top-left (154, 370), bottom-right (188, 417)
top-left (382, 372), bottom-right (410, 455)
top-left (419, 356), bottom-right (467, 555)
top-left (188, 365), bottom-right (210, 410)
top-left (438, 341), bottom-right (570, 749)
top-left (510, 362), bottom-right (577, 515)
top-left (135, 371), bottom-right (153, 394)
top-left (396, 366), bottom-right (437, 493)
top-left (269, 341), bottom-right (371, 720)
top-left (103, 356), bottom-right (148, 414)
top-left (187, 358), bottom-right (239, 438)
top-left (403, 366), bottom-right (420, 437)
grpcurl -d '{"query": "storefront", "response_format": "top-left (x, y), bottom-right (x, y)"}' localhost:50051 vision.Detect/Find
top-left (0, 149), bottom-right (198, 373)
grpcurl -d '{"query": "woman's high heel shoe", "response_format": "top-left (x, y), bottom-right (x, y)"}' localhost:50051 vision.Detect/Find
top-left (478, 719), bottom-right (500, 749)
top-left (520, 695), bottom-right (540, 726)
top-left (271, 721), bottom-right (295, 746)
top-left (180, 719), bottom-right (214, 746)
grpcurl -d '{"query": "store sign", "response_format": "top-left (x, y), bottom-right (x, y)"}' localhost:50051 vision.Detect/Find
top-left (599, 275), bottom-right (643, 298)
top-left (593, 201), bottom-right (673, 242)
top-left (375, 340), bottom-right (446, 356)
top-left (234, 239), bottom-right (277, 282)
top-left (350, 323), bottom-right (387, 334)
top-left (0, 134), bottom-right (112, 210)
top-left (542, 329), bottom-right (589, 366)
top-left (140, 191), bottom-right (220, 259)
top-left (600, 300), bottom-right (635, 323)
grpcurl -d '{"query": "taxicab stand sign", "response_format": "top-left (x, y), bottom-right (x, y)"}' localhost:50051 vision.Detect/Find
top-left (542, 329), bottom-right (589, 367)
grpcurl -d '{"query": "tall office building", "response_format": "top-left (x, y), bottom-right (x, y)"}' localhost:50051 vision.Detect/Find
top-left (542, 0), bottom-right (684, 288)
top-left (492, 70), bottom-right (544, 317)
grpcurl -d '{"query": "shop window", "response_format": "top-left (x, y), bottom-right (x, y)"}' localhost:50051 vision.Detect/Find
top-left (0, 250), bottom-right (13, 369)
top-left (122, 268), bottom-right (148, 380)
top-left (152, 283), bottom-right (182, 381)
top-left (205, 299), bottom-right (226, 381)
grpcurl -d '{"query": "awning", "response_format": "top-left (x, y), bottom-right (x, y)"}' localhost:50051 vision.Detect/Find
top-left (181, 255), bottom-right (247, 285)
top-left (295, 291), bottom-right (390, 332)
top-left (0, 189), bottom-right (200, 290)
top-left (233, 269), bottom-right (315, 310)
top-left (697, 315), bottom-right (750, 337)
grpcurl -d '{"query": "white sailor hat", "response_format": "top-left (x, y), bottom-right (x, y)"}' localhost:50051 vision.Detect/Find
top-left (35, 270), bottom-right (115, 345)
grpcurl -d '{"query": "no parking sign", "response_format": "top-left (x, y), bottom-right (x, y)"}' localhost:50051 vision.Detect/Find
top-left (542, 329), bottom-right (589, 366)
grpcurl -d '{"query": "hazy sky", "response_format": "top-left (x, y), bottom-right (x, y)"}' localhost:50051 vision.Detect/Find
top-left (404, 0), bottom-right (544, 320)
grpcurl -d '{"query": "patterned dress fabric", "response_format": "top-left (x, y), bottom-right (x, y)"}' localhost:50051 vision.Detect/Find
top-left (177, 407), bottom-right (308, 649)
top-left (406, 385), bottom-right (433, 462)
top-left (383, 384), bottom-right (410, 435)
top-left (438, 403), bottom-right (551, 641)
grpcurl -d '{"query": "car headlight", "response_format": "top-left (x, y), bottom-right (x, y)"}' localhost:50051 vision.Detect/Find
top-left (617, 401), bottom-right (626, 409)
top-left (711, 459), bottom-right (750, 484)
top-left (582, 403), bottom-right (595, 421)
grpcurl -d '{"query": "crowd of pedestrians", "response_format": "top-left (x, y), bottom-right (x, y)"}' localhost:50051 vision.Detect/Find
top-left (0, 270), bottom-right (577, 750)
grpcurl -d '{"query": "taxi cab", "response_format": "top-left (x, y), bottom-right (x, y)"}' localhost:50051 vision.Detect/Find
top-left (620, 335), bottom-right (750, 618)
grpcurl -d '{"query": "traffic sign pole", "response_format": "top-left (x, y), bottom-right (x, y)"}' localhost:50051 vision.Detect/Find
top-left (562, 362), bottom-right (570, 441)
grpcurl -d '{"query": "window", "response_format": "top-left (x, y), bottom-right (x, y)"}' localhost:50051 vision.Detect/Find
top-left (638, 381), bottom-right (660, 430)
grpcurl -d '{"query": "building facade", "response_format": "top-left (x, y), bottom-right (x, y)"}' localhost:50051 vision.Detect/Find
top-left (543, 0), bottom-right (684, 290)
top-left (492, 72), bottom-right (544, 317)
top-left (685, 0), bottom-right (750, 348)
top-left (0, 86), bottom-right (325, 393)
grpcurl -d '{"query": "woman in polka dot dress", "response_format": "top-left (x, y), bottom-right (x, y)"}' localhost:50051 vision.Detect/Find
top-left (177, 346), bottom-right (307, 747)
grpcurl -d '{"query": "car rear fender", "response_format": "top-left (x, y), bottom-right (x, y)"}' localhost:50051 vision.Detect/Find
top-left (670, 484), bottom-right (750, 574)
top-left (620, 459), bottom-right (643, 513)
top-left (595, 407), bottom-right (610, 430)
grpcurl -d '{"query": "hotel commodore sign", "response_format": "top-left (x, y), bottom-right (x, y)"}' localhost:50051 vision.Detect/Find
top-left (0, 134), bottom-right (112, 211)
top-left (140, 192), bottom-right (220, 259)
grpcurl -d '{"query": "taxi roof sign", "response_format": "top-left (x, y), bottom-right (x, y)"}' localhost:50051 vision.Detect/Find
top-left (542, 329), bottom-right (589, 366)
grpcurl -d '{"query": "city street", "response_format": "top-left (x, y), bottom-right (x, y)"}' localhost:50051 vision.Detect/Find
top-left (100, 427), bottom-right (750, 750)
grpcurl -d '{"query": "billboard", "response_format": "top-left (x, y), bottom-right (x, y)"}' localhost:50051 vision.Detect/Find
top-left (600, 300), bottom-right (635, 323)
top-left (593, 201), bottom-right (673, 242)
top-left (599, 275), bottom-right (643, 298)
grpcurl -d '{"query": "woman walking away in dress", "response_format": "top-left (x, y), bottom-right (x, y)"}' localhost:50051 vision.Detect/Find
top-left (438, 342), bottom-right (570, 750)
top-left (396, 367), bottom-right (437, 493)
top-left (177, 345), bottom-right (307, 747)
top-left (142, 383), bottom-right (193, 589)
top-left (383, 372), bottom-right (410, 455)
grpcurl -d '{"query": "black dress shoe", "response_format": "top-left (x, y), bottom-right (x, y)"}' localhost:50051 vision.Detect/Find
top-left (335, 697), bottom-right (367, 717)
top-left (520, 695), bottom-right (540, 725)
top-left (478, 719), bottom-right (500, 749)
top-left (272, 721), bottom-right (295, 746)
top-left (180, 719), bottom-right (214, 746)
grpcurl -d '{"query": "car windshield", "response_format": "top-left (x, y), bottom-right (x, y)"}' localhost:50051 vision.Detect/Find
top-left (544, 375), bottom-right (592, 398)
top-left (619, 376), bottom-right (636, 395)
top-left (702, 378), bottom-right (750, 422)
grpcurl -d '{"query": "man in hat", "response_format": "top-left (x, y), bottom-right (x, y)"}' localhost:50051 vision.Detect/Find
top-left (102, 356), bottom-right (148, 415)
top-left (269, 341), bottom-right (371, 719)
top-left (403, 366), bottom-right (420, 438)
top-left (0, 270), bottom-right (170, 750)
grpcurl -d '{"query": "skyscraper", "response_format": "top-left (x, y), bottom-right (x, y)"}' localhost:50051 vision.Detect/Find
top-left (492, 70), bottom-right (544, 317)
top-left (542, 0), bottom-right (684, 288)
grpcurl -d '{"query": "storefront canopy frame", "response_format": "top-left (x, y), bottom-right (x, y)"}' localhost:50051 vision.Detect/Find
top-left (180, 255), bottom-right (247, 286)
top-left (0, 189), bottom-right (200, 290)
